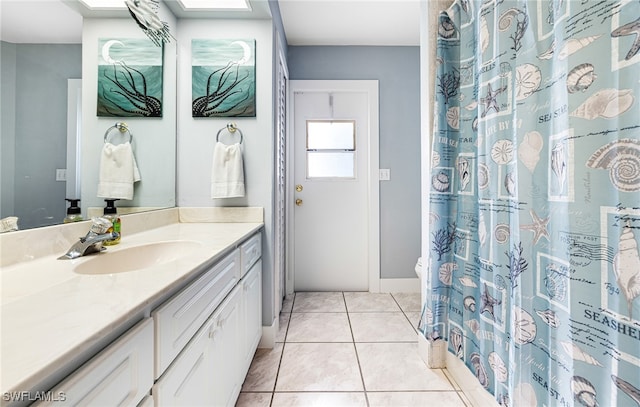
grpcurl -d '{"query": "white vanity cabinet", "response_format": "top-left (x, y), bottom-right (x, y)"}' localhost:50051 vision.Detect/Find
top-left (153, 231), bottom-right (262, 407)
top-left (26, 229), bottom-right (262, 407)
top-left (36, 318), bottom-right (154, 407)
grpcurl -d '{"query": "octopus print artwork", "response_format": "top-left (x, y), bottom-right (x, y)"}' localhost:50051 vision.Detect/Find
top-left (191, 39), bottom-right (256, 117)
top-left (97, 38), bottom-right (163, 117)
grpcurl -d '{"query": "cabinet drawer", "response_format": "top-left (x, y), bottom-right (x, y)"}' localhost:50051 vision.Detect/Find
top-left (37, 318), bottom-right (153, 407)
top-left (240, 233), bottom-right (261, 278)
top-left (153, 249), bottom-right (239, 378)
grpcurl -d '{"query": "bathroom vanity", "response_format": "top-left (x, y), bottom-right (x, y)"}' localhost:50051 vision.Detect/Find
top-left (0, 208), bottom-right (264, 407)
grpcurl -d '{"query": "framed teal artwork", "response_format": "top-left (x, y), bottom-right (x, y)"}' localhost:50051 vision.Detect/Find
top-left (97, 38), bottom-right (163, 117)
top-left (191, 39), bottom-right (256, 117)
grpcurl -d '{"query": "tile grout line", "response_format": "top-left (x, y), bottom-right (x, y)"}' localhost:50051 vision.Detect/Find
top-left (241, 292), bottom-right (466, 407)
top-left (389, 293), bottom-right (419, 336)
top-left (343, 292), bottom-right (371, 407)
top-left (268, 292), bottom-right (296, 407)
top-left (442, 369), bottom-right (471, 406)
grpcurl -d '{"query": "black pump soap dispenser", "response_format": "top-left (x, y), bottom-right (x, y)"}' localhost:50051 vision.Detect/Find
top-left (64, 199), bottom-right (83, 223)
top-left (103, 199), bottom-right (121, 245)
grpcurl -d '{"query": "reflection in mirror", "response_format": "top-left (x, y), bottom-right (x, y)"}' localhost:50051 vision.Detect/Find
top-left (1, 1), bottom-right (83, 230)
top-left (124, 0), bottom-right (175, 46)
top-left (1, 0), bottom-right (177, 231)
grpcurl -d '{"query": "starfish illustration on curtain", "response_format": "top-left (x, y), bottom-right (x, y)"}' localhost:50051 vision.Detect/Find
top-left (611, 16), bottom-right (640, 60)
top-left (520, 209), bottom-right (550, 245)
top-left (480, 283), bottom-right (502, 320)
top-left (480, 83), bottom-right (507, 118)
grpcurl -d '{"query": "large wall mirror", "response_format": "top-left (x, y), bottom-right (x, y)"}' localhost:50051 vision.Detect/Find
top-left (1, 0), bottom-right (177, 231)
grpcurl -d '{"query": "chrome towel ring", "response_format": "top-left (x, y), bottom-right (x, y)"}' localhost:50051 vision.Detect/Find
top-left (104, 122), bottom-right (133, 144)
top-left (216, 122), bottom-right (243, 144)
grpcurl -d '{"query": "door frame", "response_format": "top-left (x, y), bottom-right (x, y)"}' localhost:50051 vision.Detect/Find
top-left (286, 80), bottom-right (380, 294)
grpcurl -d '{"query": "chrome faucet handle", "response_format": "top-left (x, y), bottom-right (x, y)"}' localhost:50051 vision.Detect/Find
top-left (88, 217), bottom-right (112, 235)
top-left (58, 218), bottom-right (118, 260)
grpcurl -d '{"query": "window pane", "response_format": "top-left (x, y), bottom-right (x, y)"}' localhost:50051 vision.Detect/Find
top-left (307, 152), bottom-right (355, 178)
top-left (307, 121), bottom-right (355, 150)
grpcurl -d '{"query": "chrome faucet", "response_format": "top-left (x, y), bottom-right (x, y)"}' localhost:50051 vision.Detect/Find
top-left (58, 218), bottom-right (119, 260)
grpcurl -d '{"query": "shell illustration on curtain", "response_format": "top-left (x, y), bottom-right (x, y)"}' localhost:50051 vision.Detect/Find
top-left (423, 0), bottom-right (640, 406)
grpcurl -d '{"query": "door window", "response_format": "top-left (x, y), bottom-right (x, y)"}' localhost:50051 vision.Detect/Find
top-left (306, 120), bottom-right (356, 179)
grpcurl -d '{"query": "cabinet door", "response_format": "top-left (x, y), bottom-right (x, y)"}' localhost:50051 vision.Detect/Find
top-left (37, 319), bottom-right (153, 407)
top-left (152, 316), bottom-right (215, 406)
top-left (211, 285), bottom-right (242, 407)
top-left (155, 285), bottom-right (243, 407)
top-left (241, 260), bottom-right (262, 376)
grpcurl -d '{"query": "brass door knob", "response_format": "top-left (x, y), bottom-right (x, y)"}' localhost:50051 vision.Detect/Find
top-left (295, 199), bottom-right (303, 206)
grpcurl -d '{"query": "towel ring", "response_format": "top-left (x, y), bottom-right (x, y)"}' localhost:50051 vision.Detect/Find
top-left (216, 122), bottom-right (243, 144)
top-left (104, 122), bottom-right (133, 144)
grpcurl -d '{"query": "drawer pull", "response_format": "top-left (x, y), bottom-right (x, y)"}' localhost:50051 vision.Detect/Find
top-left (209, 327), bottom-right (219, 339)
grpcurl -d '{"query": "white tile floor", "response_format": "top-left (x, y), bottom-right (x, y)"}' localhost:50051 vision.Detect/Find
top-left (236, 292), bottom-right (470, 407)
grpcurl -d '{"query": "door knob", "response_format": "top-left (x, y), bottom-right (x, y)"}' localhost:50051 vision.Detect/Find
top-left (295, 199), bottom-right (303, 206)
top-left (296, 185), bottom-right (303, 192)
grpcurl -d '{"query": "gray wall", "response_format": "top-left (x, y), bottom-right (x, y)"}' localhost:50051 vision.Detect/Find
top-left (1, 42), bottom-right (81, 229)
top-left (1, 42), bottom-right (17, 220)
top-left (176, 18), bottom-right (276, 327)
top-left (288, 46), bottom-right (421, 279)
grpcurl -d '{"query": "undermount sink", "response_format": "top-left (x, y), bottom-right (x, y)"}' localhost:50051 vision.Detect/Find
top-left (73, 241), bottom-right (204, 275)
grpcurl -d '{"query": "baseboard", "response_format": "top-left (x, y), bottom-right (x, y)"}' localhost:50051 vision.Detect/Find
top-left (258, 317), bottom-right (277, 349)
top-left (379, 277), bottom-right (420, 293)
top-left (417, 334), bottom-right (498, 406)
top-left (446, 351), bottom-right (499, 407)
top-left (417, 334), bottom-right (446, 368)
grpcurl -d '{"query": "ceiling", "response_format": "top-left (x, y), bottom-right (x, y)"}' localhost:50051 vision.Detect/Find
top-left (0, 1), bottom-right (84, 44)
top-left (278, 1), bottom-right (420, 46)
top-left (0, 0), bottom-right (420, 46)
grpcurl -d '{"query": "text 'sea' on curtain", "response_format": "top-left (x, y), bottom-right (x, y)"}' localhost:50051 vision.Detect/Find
top-left (422, 0), bottom-right (640, 405)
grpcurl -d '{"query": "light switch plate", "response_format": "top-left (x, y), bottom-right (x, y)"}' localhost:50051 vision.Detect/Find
top-left (56, 169), bottom-right (67, 182)
top-left (379, 168), bottom-right (391, 181)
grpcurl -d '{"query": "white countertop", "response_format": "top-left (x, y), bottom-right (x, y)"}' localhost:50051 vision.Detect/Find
top-left (0, 219), bottom-right (262, 395)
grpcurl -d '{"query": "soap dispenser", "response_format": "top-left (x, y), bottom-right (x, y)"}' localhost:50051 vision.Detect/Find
top-left (64, 199), bottom-right (83, 223)
top-left (103, 199), bottom-right (121, 246)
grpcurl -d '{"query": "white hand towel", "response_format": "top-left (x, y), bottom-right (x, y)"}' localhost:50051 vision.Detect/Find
top-left (97, 142), bottom-right (141, 200)
top-left (211, 142), bottom-right (245, 198)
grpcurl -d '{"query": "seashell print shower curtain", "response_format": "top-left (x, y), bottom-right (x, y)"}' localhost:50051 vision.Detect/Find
top-left (422, 0), bottom-right (640, 405)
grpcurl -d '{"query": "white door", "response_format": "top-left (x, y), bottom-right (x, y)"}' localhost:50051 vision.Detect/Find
top-left (291, 81), bottom-right (379, 292)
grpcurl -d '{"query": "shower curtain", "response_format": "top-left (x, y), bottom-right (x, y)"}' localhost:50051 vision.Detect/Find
top-left (422, 0), bottom-right (640, 405)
